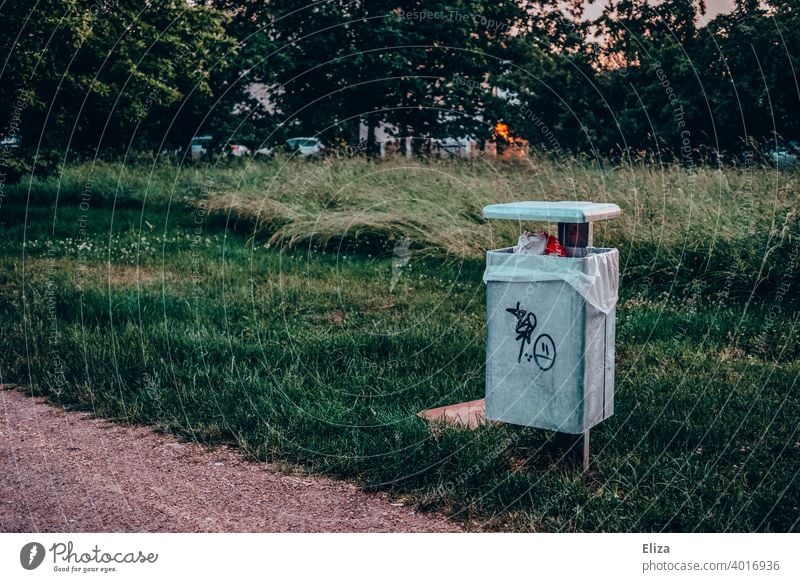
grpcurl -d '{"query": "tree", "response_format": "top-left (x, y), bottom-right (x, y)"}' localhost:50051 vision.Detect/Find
top-left (585, 0), bottom-right (712, 157)
top-left (495, 0), bottom-right (603, 156)
top-left (199, 0), bottom-right (279, 150)
top-left (0, 0), bottom-right (234, 159)
top-left (702, 0), bottom-right (800, 153)
top-left (265, 0), bottom-right (527, 154)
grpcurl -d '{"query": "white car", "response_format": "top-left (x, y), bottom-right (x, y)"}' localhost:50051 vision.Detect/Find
top-left (767, 142), bottom-right (798, 169)
top-left (225, 143), bottom-right (251, 157)
top-left (0, 135), bottom-right (21, 150)
top-left (285, 137), bottom-right (324, 158)
top-left (189, 135), bottom-right (213, 160)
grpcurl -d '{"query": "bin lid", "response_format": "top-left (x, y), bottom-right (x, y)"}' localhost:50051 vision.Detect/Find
top-left (482, 201), bottom-right (621, 223)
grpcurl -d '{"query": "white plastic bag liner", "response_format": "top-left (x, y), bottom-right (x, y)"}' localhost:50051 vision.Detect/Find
top-left (483, 247), bottom-right (619, 314)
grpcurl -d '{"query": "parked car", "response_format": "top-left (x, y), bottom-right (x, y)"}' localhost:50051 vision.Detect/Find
top-left (225, 143), bottom-right (251, 158)
top-left (285, 137), bottom-right (324, 158)
top-left (189, 135), bottom-right (213, 160)
top-left (255, 146), bottom-right (274, 157)
top-left (767, 141), bottom-right (799, 169)
top-left (0, 135), bottom-right (21, 150)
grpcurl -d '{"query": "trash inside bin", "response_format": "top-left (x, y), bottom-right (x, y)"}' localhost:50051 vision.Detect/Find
top-left (514, 230), bottom-right (566, 256)
top-left (482, 201), bottom-right (621, 434)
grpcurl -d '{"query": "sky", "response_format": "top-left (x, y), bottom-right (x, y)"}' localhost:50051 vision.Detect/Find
top-left (581, 0), bottom-right (737, 25)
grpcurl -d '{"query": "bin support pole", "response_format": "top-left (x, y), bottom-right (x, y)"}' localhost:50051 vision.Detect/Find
top-left (582, 429), bottom-right (590, 473)
top-left (558, 222), bottom-right (593, 258)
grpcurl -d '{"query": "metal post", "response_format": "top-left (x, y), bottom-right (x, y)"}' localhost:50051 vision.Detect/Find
top-left (558, 222), bottom-right (593, 258)
top-left (582, 429), bottom-right (590, 473)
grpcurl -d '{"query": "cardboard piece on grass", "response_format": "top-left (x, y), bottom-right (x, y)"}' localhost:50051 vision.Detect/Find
top-left (417, 399), bottom-right (486, 430)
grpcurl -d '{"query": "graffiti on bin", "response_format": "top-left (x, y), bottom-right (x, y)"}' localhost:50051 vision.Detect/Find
top-left (505, 302), bottom-right (536, 363)
top-left (506, 302), bottom-right (556, 370)
top-left (532, 334), bottom-right (556, 371)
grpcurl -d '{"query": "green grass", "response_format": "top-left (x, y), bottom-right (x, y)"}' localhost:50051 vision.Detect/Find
top-left (1, 156), bottom-right (798, 531)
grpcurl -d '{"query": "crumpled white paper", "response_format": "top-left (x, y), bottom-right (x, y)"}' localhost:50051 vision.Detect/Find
top-left (514, 231), bottom-right (548, 255)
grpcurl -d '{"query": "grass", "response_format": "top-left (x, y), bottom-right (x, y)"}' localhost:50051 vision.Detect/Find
top-left (0, 155), bottom-right (798, 532)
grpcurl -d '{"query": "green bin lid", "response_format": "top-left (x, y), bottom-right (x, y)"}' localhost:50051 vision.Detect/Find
top-left (482, 201), bottom-right (621, 223)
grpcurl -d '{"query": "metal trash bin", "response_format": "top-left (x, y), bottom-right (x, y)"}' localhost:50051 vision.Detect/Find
top-left (482, 201), bottom-right (621, 441)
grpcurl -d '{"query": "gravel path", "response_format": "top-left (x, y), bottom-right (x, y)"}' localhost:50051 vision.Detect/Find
top-left (0, 386), bottom-right (461, 533)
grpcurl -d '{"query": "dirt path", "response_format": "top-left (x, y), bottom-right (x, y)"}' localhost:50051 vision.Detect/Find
top-left (0, 386), bottom-right (462, 533)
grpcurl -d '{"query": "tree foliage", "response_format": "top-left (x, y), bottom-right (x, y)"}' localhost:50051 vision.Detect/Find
top-left (1, 0), bottom-right (798, 165)
top-left (0, 0), bottom-right (233, 157)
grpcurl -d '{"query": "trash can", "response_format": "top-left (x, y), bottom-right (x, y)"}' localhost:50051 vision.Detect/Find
top-left (482, 201), bottom-right (621, 436)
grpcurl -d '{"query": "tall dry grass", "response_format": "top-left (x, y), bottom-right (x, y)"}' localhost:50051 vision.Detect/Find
top-left (200, 155), bottom-right (797, 259)
top-left (9, 155), bottom-right (797, 297)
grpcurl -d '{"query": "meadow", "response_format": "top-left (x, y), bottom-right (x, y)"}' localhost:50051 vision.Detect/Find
top-left (1, 155), bottom-right (798, 531)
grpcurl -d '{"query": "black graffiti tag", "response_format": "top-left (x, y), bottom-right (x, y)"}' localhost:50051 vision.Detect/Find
top-left (506, 302), bottom-right (537, 363)
top-left (533, 334), bottom-right (556, 371)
